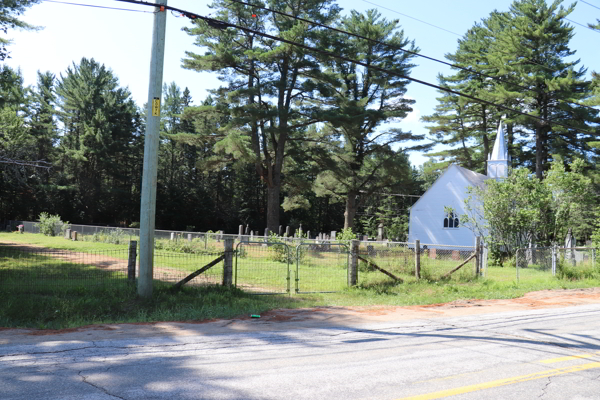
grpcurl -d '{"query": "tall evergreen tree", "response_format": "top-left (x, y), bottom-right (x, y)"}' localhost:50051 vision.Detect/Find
top-left (424, 0), bottom-right (599, 179)
top-left (183, 0), bottom-right (341, 232)
top-left (55, 58), bottom-right (140, 223)
top-left (29, 71), bottom-right (56, 162)
top-left (488, 0), bottom-right (599, 179)
top-left (309, 9), bottom-right (423, 229)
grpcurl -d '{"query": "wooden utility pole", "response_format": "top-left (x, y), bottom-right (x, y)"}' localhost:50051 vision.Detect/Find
top-left (139, 0), bottom-right (167, 298)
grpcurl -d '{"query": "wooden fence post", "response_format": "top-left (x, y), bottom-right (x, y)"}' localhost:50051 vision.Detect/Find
top-left (128, 241), bottom-right (137, 285)
top-left (415, 239), bottom-right (421, 279)
top-left (223, 238), bottom-right (234, 286)
top-left (348, 240), bottom-right (359, 287)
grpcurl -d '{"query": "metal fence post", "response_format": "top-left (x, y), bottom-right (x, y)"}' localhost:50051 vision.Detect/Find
top-left (223, 238), bottom-right (234, 286)
top-left (475, 237), bottom-right (481, 276)
top-left (552, 245), bottom-right (557, 276)
top-left (128, 241), bottom-right (137, 285)
top-left (415, 240), bottom-right (421, 279)
top-left (516, 249), bottom-right (520, 283)
top-left (348, 240), bottom-right (359, 287)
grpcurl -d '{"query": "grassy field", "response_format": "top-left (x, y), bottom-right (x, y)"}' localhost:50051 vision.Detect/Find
top-left (0, 232), bottom-right (599, 329)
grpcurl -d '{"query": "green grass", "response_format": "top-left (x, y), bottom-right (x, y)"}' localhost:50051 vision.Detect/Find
top-left (1, 233), bottom-right (599, 329)
top-left (0, 232), bottom-right (130, 252)
top-left (0, 283), bottom-right (306, 330)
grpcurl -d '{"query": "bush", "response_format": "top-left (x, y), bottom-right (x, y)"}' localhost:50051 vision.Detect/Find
top-left (37, 213), bottom-right (69, 237)
top-left (83, 229), bottom-right (129, 244)
top-left (267, 233), bottom-right (305, 263)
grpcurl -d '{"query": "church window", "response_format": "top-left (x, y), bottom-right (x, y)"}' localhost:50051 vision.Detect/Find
top-left (444, 211), bottom-right (459, 229)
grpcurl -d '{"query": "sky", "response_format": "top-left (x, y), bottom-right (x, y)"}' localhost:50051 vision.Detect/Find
top-left (4, 0), bottom-right (600, 167)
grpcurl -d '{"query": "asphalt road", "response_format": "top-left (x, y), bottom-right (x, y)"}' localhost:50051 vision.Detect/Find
top-left (1, 303), bottom-right (600, 399)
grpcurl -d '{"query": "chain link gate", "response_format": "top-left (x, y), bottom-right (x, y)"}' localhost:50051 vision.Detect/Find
top-left (295, 243), bottom-right (349, 293)
top-left (234, 241), bottom-right (291, 294)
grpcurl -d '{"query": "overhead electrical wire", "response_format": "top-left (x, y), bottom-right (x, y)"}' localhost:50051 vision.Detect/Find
top-left (580, 0), bottom-right (600, 12)
top-left (226, 0), bottom-right (599, 114)
top-left (565, 17), bottom-right (600, 33)
top-left (106, 0), bottom-right (598, 137)
top-left (42, 0), bottom-right (156, 13)
top-left (361, 0), bottom-right (461, 36)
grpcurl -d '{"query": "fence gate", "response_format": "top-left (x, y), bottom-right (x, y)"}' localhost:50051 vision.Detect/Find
top-left (235, 241), bottom-right (291, 294)
top-left (295, 243), bottom-right (349, 293)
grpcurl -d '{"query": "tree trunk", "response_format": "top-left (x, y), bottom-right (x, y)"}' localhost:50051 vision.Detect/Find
top-left (344, 191), bottom-right (358, 230)
top-left (535, 126), bottom-right (543, 180)
top-left (266, 183), bottom-right (280, 232)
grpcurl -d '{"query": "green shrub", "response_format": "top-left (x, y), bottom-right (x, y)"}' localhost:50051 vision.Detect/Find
top-left (37, 213), bottom-right (69, 237)
top-left (83, 229), bottom-right (128, 244)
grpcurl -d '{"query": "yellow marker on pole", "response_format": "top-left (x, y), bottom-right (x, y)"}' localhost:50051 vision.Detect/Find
top-left (152, 97), bottom-right (161, 116)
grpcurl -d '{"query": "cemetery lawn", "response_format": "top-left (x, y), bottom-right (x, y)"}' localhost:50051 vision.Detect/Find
top-left (1, 232), bottom-right (599, 329)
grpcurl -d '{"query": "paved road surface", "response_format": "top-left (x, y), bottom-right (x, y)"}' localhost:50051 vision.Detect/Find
top-left (2, 292), bottom-right (600, 399)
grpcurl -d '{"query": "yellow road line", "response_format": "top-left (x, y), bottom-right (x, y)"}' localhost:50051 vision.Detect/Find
top-left (397, 362), bottom-right (600, 400)
top-left (540, 351), bottom-right (600, 364)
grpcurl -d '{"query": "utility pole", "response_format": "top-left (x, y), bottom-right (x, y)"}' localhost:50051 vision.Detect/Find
top-left (139, 0), bottom-right (167, 298)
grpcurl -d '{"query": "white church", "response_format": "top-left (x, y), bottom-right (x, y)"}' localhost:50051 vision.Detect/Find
top-left (407, 121), bottom-right (509, 247)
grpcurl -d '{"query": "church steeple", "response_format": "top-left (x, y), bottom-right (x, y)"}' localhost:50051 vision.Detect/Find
top-left (487, 120), bottom-right (509, 179)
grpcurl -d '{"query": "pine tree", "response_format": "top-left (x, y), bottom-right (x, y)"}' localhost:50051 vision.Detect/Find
top-left (487, 0), bottom-right (599, 179)
top-left (309, 9), bottom-right (423, 229)
top-left (56, 58), bottom-right (140, 223)
top-left (183, 0), bottom-right (341, 232)
top-left (29, 71), bottom-right (57, 162)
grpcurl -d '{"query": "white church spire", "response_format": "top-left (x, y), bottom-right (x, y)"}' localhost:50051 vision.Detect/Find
top-left (487, 120), bottom-right (509, 179)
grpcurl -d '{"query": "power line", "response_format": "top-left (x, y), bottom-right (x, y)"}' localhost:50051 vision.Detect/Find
top-left (226, 0), bottom-right (599, 114)
top-left (565, 17), bottom-right (600, 33)
top-left (580, 0), bottom-right (600, 12)
top-left (361, 0), bottom-right (461, 37)
top-left (111, 0), bottom-right (598, 137)
top-left (42, 0), bottom-right (156, 13)
top-left (360, 1), bottom-right (600, 90)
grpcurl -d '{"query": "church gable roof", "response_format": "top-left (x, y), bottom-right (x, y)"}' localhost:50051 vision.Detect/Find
top-left (453, 165), bottom-right (488, 188)
top-left (412, 164), bottom-right (487, 210)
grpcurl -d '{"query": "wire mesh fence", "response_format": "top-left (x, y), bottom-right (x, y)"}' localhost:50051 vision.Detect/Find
top-left (295, 243), bottom-right (349, 293)
top-left (235, 242), bottom-right (291, 294)
top-left (151, 251), bottom-right (224, 285)
top-left (0, 241), bottom-right (226, 293)
top-left (357, 241), bottom-right (415, 285)
top-left (0, 244), bottom-right (131, 294)
top-left (516, 247), bottom-right (598, 282)
top-left (3, 220), bottom-right (488, 291)
top-left (419, 244), bottom-right (477, 281)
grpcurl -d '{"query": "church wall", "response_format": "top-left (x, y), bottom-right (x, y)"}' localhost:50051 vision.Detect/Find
top-left (408, 165), bottom-right (478, 248)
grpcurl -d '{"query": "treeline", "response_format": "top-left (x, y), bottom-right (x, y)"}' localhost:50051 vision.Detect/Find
top-left (0, 60), bottom-right (420, 235)
top-left (0, 0), bottom-right (599, 239)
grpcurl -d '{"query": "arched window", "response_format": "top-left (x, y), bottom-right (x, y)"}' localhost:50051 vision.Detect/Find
top-left (443, 210), bottom-right (459, 229)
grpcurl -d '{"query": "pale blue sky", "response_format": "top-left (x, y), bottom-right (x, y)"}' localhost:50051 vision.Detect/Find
top-left (5, 0), bottom-right (600, 167)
